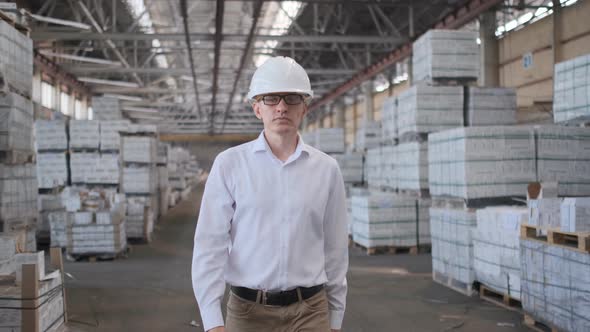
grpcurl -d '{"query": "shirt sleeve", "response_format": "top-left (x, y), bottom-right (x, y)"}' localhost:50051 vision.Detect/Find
top-left (191, 154), bottom-right (234, 331)
top-left (323, 162), bottom-right (349, 330)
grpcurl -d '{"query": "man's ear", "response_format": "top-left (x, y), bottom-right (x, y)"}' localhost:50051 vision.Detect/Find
top-left (253, 102), bottom-right (262, 120)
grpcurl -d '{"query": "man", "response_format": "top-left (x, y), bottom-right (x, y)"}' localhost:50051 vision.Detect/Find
top-left (192, 56), bottom-right (348, 332)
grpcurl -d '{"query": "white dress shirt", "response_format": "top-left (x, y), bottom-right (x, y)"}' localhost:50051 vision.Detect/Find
top-left (192, 131), bottom-right (349, 331)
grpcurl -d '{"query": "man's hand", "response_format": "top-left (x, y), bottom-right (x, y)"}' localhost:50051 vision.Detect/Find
top-left (208, 327), bottom-right (225, 332)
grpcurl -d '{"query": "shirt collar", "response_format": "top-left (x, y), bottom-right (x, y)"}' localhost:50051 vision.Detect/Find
top-left (251, 130), bottom-right (311, 158)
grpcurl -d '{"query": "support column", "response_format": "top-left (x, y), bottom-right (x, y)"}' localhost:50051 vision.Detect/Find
top-left (334, 99), bottom-right (345, 128)
top-left (362, 80), bottom-right (374, 124)
top-left (479, 9), bottom-right (499, 87)
top-left (407, 4), bottom-right (415, 86)
top-left (552, 0), bottom-right (562, 65)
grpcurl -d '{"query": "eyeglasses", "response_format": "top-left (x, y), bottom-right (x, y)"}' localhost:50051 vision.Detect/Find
top-left (258, 94), bottom-right (306, 106)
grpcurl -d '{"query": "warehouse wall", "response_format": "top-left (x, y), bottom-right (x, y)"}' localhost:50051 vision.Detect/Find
top-left (499, 0), bottom-right (590, 109)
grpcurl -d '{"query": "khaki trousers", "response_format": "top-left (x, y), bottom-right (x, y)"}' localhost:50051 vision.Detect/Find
top-left (225, 289), bottom-right (331, 332)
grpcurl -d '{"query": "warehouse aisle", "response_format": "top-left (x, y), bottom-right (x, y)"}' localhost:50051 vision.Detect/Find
top-left (64, 185), bottom-right (528, 332)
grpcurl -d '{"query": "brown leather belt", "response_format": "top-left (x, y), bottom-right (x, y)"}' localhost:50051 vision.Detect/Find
top-left (230, 284), bottom-right (324, 306)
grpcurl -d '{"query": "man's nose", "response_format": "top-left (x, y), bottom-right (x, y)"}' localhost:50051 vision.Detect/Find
top-left (275, 98), bottom-right (288, 112)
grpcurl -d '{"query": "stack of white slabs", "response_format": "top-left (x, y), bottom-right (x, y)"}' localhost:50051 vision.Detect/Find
top-left (0, 92), bottom-right (33, 152)
top-left (428, 126), bottom-right (537, 199)
top-left (380, 145), bottom-right (396, 190)
top-left (365, 147), bottom-right (382, 189)
top-left (0, 20), bottom-right (33, 96)
top-left (34, 120), bottom-right (67, 151)
top-left (0, 164), bottom-right (38, 223)
top-left (430, 207), bottom-right (477, 286)
top-left (466, 87), bottom-right (517, 126)
top-left (381, 96), bottom-right (397, 143)
top-left (355, 121), bottom-right (381, 151)
top-left (535, 126), bottom-right (590, 196)
top-left (395, 142), bottom-right (428, 191)
top-left (553, 53), bottom-right (590, 124)
top-left (332, 152), bottom-right (363, 184)
top-left (36, 153), bottom-right (67, 189)
top-left (122, 136), bottom-right (157, 163)
top-left (99, 120), bottom-right (130, 151)
top-left (520, 238), bottom-right (590, 331)
top-left (122, 166), bottom-right (157, 194)
top-left (69, 120), bottom-right (100, 149)
top-left (352, 193), bottom-right (420, 248)
top-left (412, 29), bottom-right (479, 83)
top-left (315, 128), bottom-right (345, 153)
top-left (91, 96), bottom-right (122, 120)
top-left (473, 207), bottom-right (526, 299)
top-left (397, 84), bottom-right (464, 137)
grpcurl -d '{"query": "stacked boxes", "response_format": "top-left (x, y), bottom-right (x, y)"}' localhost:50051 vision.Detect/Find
top-left (520, 239), bottom-right (590, 331)
top-left (315, 128), bottom-right (345, 153)
top-left (69, 120), bottom-right (100, 150)
top-left (332, 153), bottom-right (363, 184)
top-left (395, 142), bottom-right (428, 191)
top-left (364, 147), bottom-right (382, 189)
top-left (381, 96), bottom-right (397, 143)
top-left (560, 198), bottom-right (590, 232)
top-left (53, 188), bottom-right (127, 255)
top-left (0, 164), bottom-right (38, 228)
top-left (100, 120), bottom-right (130, 151)
top-left (428, 126), bottom-right (537, 199)
top-left (34, 120), bottom-right (68, 189)
top-left (430, 207), bottom-right (477, 288)
top-left (0, 92), bottom-right (33, 153)
top-left (0, 20), bottom-right (33, 96)
top-left (412, 29), bottom-right (479, 83)
top-left (0, 22), bottom-right (36, 252)
top-left (466, 87), bottom-right (517, 126)
top-left (351, 192), bottom-right (430, 249)
top-left (122, 131), bottom-right (158, 240)
top-left (355, 121), bottom-right (381, 151)
top-left (535, 126), bottom-right (590, 196)
top-left (91, 96), bottom-right (122, 120)
top-left (397, 84), bottom-right (464, 138)
top-left (553, 53), bottom-right (590, 124)
top-left (473, 207), bottom-right (526, 299)
top-left (0, 267), bottom-right (65, 332)
top-left (380, 146), bottom-right (396, 190)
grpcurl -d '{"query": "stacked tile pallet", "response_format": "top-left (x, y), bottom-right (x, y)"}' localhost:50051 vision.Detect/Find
top-left (34, 120), bottom-right (68, 245)
top-left (0, 18), bottom-right (37, 254)
top-left (0, 14), bottom-right (67, 331)
top-left (0, 244), bottom-right (66, 332)
top-left (121, 125), bottom-right (159, 242)
top-left (516, 52), bottom-right (590, 332)
top-left (167, 147), bottom-right (192, 207)
top-left (157, 142), bottom-right (171, 217)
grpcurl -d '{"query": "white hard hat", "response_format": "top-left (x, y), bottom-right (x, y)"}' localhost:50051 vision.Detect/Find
top-left (247, 56), bottom-right (314, 100)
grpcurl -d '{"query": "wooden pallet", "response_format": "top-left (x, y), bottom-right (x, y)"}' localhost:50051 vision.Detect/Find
top-left (353, 242), bottom-right (420, 256)
top-left (67, 246), bottom-right (129, 262)
top-left (398, 132), bottom-right (428, 144)
top-left (520, 224), bottom-right (590, 253)
top-left (523, 314), bottom-right (559, 332)
top-left (0, 150), bottom-right (34, 164)
top-left (478, 285), bottom-right (522, 312)
top-left (432, 195), bottom-right (526, 210)
top-left (399, 189), bottom-right (430, 199)
top-left (432, 270), bottom-right (475, 297)
top-left (428, 76), bottom-right (478, 86)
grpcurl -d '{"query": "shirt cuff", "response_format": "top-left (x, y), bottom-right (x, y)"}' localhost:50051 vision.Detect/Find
top-left (200, 305), bottom-right (224, 331)
top-left (329, 309), bottom-right (345, 330)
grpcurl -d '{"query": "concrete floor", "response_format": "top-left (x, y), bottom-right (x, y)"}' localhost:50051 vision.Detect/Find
top-left (62, 185), bottom-right (530, 332)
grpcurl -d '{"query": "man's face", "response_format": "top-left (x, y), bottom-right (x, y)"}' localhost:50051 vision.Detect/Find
top-left (252, 93), bottom-right (308, 136)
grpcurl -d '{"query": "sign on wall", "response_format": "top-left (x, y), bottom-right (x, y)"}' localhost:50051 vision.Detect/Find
top-left (523, 52), bottom-right (533, 69)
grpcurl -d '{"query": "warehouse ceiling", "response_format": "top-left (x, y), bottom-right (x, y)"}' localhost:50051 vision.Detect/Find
top-left (24, 0), bottom-right (545, 135)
